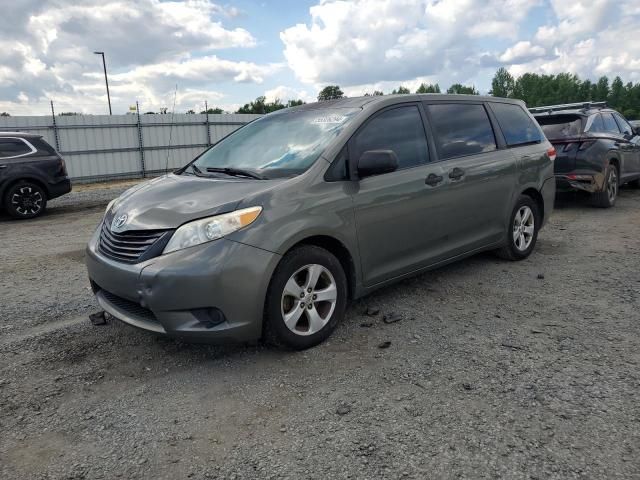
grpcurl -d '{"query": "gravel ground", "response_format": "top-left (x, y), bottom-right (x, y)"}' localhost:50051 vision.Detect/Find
top-left (1, 181), bottom-right (639, 479)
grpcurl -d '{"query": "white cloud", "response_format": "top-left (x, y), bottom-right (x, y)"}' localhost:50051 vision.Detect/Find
top-left (499, 41), bottom-right (546, 63)
top-left (280, 0), bottom-right (541, 87)
top-left (0, 0), bottom-right (273, 115)
top-left (263, 85), bottom-right (313, 103)
top-left (513, 0), bottom-right (640, 81)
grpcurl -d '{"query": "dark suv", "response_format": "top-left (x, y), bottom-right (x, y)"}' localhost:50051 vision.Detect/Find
top-left (0, 132), bottom-right (71, 219)
top-left (531, 102), bottom-right (640, 207)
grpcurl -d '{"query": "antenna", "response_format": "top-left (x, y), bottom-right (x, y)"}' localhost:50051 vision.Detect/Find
top-left (165, 84), bottom-right (178, 173)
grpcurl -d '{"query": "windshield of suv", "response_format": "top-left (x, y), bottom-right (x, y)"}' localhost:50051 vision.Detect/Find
top-left (188, 107), bottom-right (360, 179)
top-left (536, 115), bottom-right (583, 139)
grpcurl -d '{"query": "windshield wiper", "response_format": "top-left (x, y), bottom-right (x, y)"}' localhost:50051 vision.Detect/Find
top-left (205, 167), bottom-right (265, 180)
top-left (183, 163), bottom-right (205, 176)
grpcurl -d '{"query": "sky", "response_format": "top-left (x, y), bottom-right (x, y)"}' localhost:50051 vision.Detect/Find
top-left (1, 0), bottom-right (639, 115)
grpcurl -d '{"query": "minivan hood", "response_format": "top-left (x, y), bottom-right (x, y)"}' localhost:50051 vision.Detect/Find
top-left (106, 173), bottom-right (285, 231)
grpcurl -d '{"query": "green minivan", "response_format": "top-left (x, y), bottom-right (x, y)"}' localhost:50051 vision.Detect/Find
top-left (86, 94), bottom-right (556, 349)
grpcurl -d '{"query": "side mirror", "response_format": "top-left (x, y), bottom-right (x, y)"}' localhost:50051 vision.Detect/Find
top-left (633, 126), bottom-right (640, 136)
top-left (357, 150), bottom-right (399, 178)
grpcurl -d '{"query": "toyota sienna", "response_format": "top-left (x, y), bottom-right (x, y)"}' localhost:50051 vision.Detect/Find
top-left (86, 95), bottom-right (556, 349)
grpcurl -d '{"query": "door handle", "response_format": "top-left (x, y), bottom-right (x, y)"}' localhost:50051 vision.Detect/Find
top-left (425, 173), bottom-right (443, 186)
top-left (449, 167), bottom-right (465, 179)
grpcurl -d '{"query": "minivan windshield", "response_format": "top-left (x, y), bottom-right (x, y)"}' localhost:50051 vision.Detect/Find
top-left (536, 115), bottom-right (583, 139)
top-left (188, 107), bottom-right (360, 179)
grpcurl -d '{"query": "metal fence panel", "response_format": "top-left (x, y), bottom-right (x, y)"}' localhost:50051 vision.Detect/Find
top-left (0, 112), bottom-right (261, 183)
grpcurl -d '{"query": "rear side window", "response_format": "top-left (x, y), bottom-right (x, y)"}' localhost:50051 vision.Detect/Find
top-left (536, 115), bottom-right (582, 138)
top-left (586, 114), bottom-right (605, 133)
top-left (0, 138), bottom-right (32, 158)
top-left (601, 113), bottom-right (620, 134)
top-left (352, 105), bottom-right (429, 170)
top-left (427, 103), bottom-right (497, 159)
top-left (491, 103), bottom-right (543, 146)
top-left (613, 113), bottom-right (633, 136)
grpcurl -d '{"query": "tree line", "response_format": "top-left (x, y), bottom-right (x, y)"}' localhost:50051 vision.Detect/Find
top-left (2, 70), bottom-right (638, 118)
top-left (489, 68), bottom-right (640, 119)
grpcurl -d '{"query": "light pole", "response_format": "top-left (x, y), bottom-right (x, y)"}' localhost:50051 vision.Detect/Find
top-left (94, 51), bottom-right (112, 115)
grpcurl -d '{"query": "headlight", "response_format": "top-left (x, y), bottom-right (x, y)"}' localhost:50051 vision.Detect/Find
top-left (163, 206), bottom-right (262, 254)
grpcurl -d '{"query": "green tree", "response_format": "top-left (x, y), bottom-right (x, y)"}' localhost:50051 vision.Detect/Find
top-left (446, 84), bottom-right (479, 95)
top-left (489, 67), bottom-right (514, 98)
top-left (608, 76), bottom-right (624, 110)
top-left (415, 83), bottom-right (440, 93)
top-left (200, 107), bottom-right (224, 114)
top-left (236, 96), bottom-right (303, 114)
top-left (58, 112), bottom-right (79, 116)
top-left (391, 86), bottom-right (411, 94)
top-left (317, 85), bottom-right (344, 101)
top-left (594, 76), bottom-right (610, 102)
top-left (186, 109), bottom-right (196, 114)
top-left (364, 90), bottom-right (384, 96)
top-left (0, 112), bottom-right (9, 116)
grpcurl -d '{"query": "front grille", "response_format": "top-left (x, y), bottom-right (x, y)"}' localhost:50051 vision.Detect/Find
top-left (99, 222), bottom-right (171, 264)
top-left (100, 289), bottom-right (157, 323)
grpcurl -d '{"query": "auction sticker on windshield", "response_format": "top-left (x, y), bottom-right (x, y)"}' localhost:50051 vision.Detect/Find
top-left (311, 115), bottom-right (347, 124)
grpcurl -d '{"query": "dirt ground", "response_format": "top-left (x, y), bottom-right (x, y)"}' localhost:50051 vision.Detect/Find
top-left (0, 182), bottom-right (639, 479)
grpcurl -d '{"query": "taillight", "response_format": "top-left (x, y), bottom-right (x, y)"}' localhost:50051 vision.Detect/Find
top-left (547, 147), bottom-right (556, 162)
top-left (578, 141), bottom-right (595, 151)
top-left (59, 158), bottom-right (68, 176)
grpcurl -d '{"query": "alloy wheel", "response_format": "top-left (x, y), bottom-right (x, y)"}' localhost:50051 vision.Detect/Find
top-left (11, 185), bottom-right (44, 216)
top-left (281, 264), bottom-right (337, 336)
top-left (607, 168), bottom-right (618, 204)
top-left (513, 205), bottom-right (535, 252)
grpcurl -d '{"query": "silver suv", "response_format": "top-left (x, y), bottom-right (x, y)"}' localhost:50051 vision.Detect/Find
top-left (86, 95), bottom-right (556, 349)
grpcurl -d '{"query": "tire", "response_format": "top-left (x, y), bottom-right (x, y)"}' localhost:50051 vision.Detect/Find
top-left (495, 195), bottom-right (540, 261)
top-left (591, 164), bottom-right (618, 208)
top-left (3, 181), bottom-right (47, 219)
top-left (264, 245), bottom-right (347, 350)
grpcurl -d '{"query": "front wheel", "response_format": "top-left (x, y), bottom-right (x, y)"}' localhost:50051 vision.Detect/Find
top-left (264, 245), bottom-right (347, 350)
top-left (3, 181), bottom-right (47, 219)
top-left (591, 164), bottom-right (618, 208)
top-left (495, 195), bottom-right (540, 261)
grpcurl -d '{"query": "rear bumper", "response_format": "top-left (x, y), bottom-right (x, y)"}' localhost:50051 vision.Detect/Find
top-left (555, 172), bottom-right (604, 193)
top-left (86, 225), bottom-right (281, 343)
top-left (541, 176), bottom-right (555, 227)
top-left (48, 177), bottom-right (72, 199)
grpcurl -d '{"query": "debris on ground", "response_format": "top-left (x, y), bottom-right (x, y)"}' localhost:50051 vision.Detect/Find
top-left (383, 312), bottom-right (402, 324)
top-left (89, 311), bottom-right (107, 326)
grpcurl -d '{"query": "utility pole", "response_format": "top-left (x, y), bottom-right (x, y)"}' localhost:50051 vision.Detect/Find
top-left (94, 51), bottom-right (112, 115)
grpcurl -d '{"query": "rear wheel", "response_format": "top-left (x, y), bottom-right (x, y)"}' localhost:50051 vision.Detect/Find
top-left (3, 181), bottom-right (47, 219)
top-left (495, 195), bottom-right (540, 261)
top-left (591, 164), bottom-right (618, 208)
top-left (264, 245), bottom-right (347, 350)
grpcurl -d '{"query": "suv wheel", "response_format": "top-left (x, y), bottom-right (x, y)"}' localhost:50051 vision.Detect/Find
top-left (264, 245), bottom-right (347, 350)
top-left (495, 195), bottom-right (540, 261)
top-left (592, 164), bottom-right (618, 208)
top-left (3, 181), bottom-right (47, 219)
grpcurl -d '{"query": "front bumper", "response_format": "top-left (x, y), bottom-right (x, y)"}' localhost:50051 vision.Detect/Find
top-left (555, 172), bottom-right (604, 193)
top-left (86, 226), bottom-right (281, 343)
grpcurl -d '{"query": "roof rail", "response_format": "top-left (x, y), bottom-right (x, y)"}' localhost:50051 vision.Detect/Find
top-left (529, 101), bottom-right (607, 114)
